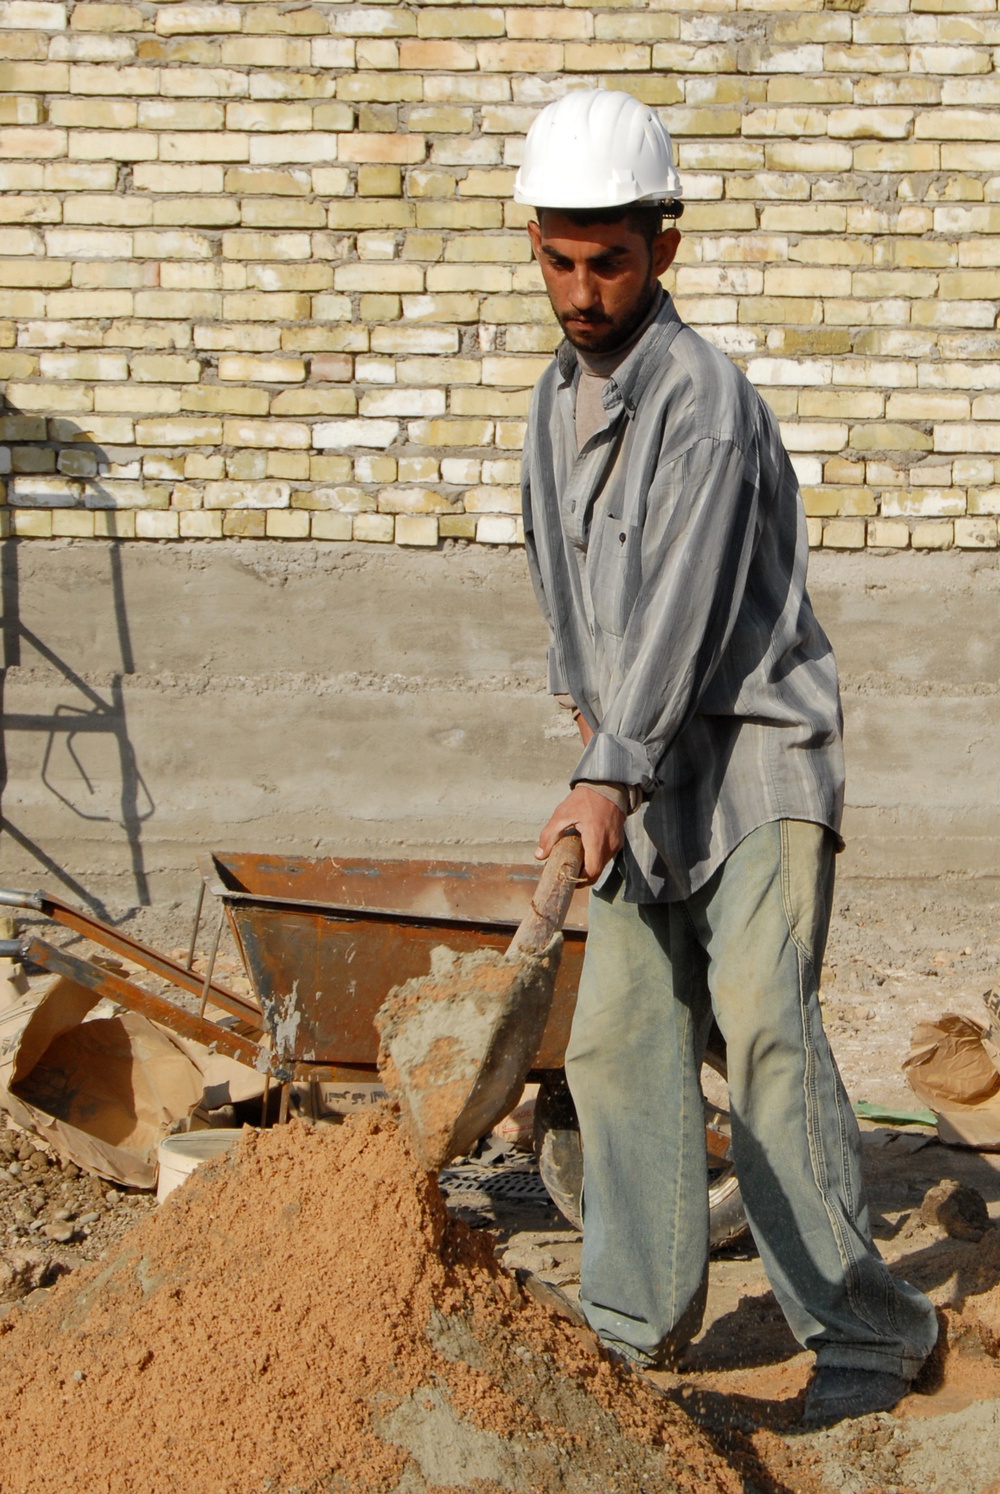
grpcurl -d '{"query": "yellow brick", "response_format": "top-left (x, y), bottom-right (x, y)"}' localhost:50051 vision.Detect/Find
top-left (311, 512), bottom-right (354, 541)
top-left (0, 260), bottom-right (70, 288)
top-left (217, 354), bottom-right (304, 383)
top-left (439, 513), bottom-right (477, 539)
top-left (475, 40), bottom-right (563, 70)
top-left (910, 520), bottom-right (953, 550)
top-left (428, 265), bottom-right (510, 293)
top-left (222, 511), bottom-right (266, 538)
top-left (222, 418), bottom-right (310, 449)
top-left (408, 106), bottom-right (473, 134)
top-left (156, 4), bottom-right (240, 35)
top-left (51, 509), bottom-right (95, 538)
top-left (916, 107), bottom-right (1000, 142)
top-left (464, 484), bottom-right (520, 514)
top-left (69, 65), bottom-right (160, 96)
top-left (828, 107), bottom-right (913, 140)
top-left (221, 292), bottom-right (311, 322)
top-left (444, 235), bottom-right (532, 264)
top-left (221, 37), bottom-right (311, 68)
top-left (161, 67), bottom-right (248, 100)
top-left (398, 39), bottom-right (477, 69)
top-left (141, 103), bottom-right (228, 133)
top-left (507, 9), bottom-right (592, 39)
top-left (397, 357), bottom-right (480, 386)
top-left (1, 56), bottom-right (68, 93)
top-left (0, 98), bottom-right (42, 126)
top-left (800, 390), bottom-right (884, 419)
top-left (358, 163), bottom-right (401, 196)
top-left (407, 168), bottom-right (458, 198)
top-left (758, 205), bottom-right (848, 234)
top-left (182, 387), bottom-right (269, 415)
top-left (377, 484), bottom-right (454, 514)
top-left (353, 512), bottom-right (394, 543)
top-left (270, 389), bottom-right (356, 416)
top-left (417, 6), bottom-right (503, 36)
top-left (38, 349), bottom-right (126, 380)
top-left (458, 168), bottom-right (517, 198)
top-left (475, 514), bottom-right (519, 545)
top-left (136, 417), bottom-right (221, 445)
top-left (179, 511), bottom-right (224, 539)
top-left (356, 40), bottom-right (399, 69)
top-left (422, 199), bottom-right (505, 230)
top-left (94, 510), bottom-right (136, 538)
top-left (401, 292), bottom-right (479, 323)
top-left (565, 42), bottom-right (649, 70)
top-left (71, 4), bottom-right (144, 31)
top-left (822, 518), bottom-right (866, 549)
top-left (408, 418), bottom-right (492, 447)
top-left (853, 143), bottom-right (941, 172)
top-left (354, 455), bottom-right (395, 483)
top-left (12, 510), bottom-right (53, 537)
top-left (939, 270), bottom-right (998, 298)
top-left (136, 511), bottom-right (180, 539)
top-left (6, 380), bottom-right (92, 412)
top-left (954, 515), bottom-right (998, 548)
top-left (264, 510), bottom-right (307, 540)
top-left (741, 108), bottom-right (828, 137)
top-left (763, 266), bottom-right (851, 296)
top-left (0, 127), bottom-right (67, 159)
top-left (867, 519), bottom-right (911, 548)
top-left (395, 513), bottom-right (438, 546)
top-left (134, 164), bottom-right (225, 194)
top-left (267, 451), bottom-right (310, 480)
top-left (886, 392), bottom-right (970, 421)
top-left (801, 486), bottom-right (877, 517)
top-left (50, 98), bottom-right (136, 130)
top-left (338, 133), bottom-right (426, 165)
top-left (243, 6), bottom-right (327, 36)
top-left (398, 456), bottom-right (439, 481)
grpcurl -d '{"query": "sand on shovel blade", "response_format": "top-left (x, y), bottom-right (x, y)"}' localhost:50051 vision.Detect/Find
top-left (0, 1112), bottom-right (744, 1494)
top-left (376, 942), bottom-right (561, 1172)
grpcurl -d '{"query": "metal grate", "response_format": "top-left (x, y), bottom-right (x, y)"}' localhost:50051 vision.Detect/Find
top-left (439, 1166), bottom-right (551, 1203)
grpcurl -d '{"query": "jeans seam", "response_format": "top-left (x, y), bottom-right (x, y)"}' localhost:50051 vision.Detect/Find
top-left (779, 819), bottom-right (815, 963)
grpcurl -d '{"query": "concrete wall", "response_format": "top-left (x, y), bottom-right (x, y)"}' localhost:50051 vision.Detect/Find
top-left (1, 538), bottom-right (996, 918)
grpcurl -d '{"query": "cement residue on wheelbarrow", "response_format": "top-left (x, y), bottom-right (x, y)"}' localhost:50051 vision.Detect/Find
top-left (0, 1111), bottom-right (741, 1494)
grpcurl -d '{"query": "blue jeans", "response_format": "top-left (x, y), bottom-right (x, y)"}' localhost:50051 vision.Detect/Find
top-left (566, 819), bottom-right (938, 1376)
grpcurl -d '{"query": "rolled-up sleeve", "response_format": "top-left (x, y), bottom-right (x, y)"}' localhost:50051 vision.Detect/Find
top-left (571, 435), bottom-right (760, 794)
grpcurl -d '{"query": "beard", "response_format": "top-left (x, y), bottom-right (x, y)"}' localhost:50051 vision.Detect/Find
top-left (557, 277), bottom-right (659, 357)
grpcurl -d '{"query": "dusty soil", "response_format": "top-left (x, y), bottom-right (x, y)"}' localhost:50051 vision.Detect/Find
top-left (0, 1114), bottom-right (741, 1494)
top-left (3, 873), bottom-right (999, 1492)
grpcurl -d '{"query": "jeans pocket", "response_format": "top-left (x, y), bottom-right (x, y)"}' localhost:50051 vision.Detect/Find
top-left (779, 819), bottom-right (833, 966)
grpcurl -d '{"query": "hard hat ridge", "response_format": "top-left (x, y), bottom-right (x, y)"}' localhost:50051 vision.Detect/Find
top-left (513, 88), bottom-right (683, 212)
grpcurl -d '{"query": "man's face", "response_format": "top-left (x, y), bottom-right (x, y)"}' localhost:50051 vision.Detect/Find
top-left (528, 210), bottom-right (681, 356)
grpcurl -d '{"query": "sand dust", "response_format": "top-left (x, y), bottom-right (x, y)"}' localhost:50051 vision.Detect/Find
top-left (0, 1112), bottom-right (741, 1494)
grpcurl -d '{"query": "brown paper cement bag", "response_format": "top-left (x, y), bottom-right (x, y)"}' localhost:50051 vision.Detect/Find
top-left (0, 976), bottom-right (205, 1188)
top-left (904, 1010), bottom-right (1000, 1149)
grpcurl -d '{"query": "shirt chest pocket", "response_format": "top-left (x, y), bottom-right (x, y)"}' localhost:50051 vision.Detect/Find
top-left (588, 515), bottom-right (640, 638)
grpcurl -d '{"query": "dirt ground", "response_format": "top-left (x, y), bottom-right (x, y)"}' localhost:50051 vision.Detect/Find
top-left (3, 872), bottom-right (1000, 1492)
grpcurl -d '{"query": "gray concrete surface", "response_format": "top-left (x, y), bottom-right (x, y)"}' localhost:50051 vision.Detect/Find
top-left (0, 539), bottom-right (997, 918)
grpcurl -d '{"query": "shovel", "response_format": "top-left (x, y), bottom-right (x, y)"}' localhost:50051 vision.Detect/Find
top-left (375, 831), bottom-right (584, 1171)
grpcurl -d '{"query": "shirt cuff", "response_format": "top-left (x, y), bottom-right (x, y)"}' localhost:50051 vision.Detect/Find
top-left (571, 731), bottom-right (656, 796)
top-left (578, 780), bottom-right (642, 816)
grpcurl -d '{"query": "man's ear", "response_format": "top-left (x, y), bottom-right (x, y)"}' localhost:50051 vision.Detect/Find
top-left (652, 226), bottom-right (681, 279)
top-left (527, 218), bottom-right (542, 259)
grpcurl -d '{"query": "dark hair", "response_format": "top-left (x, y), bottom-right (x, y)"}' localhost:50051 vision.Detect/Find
top-left (536, 200), bottom-right (683, 247)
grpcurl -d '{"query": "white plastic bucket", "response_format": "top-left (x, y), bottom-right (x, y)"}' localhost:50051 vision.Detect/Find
top-left (156, 1128), bottom-right (245, 1203)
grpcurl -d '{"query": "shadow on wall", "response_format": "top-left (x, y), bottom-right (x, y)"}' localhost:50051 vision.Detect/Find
top-left (0, 404), bottom-right (153, 921)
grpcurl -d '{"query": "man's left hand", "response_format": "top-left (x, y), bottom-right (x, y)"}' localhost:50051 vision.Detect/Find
top-left (535, 784), bottom-right (625, 886)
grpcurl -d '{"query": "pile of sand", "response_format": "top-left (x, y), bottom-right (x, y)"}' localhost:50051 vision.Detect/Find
top-left (0, 1113), bottom-right (741, 1493)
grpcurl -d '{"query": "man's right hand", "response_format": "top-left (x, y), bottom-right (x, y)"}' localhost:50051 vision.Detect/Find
top-left (535, 783), bottom-right (625, 886)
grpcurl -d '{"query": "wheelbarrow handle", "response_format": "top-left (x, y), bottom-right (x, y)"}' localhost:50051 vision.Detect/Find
top-left (507, 830), bottom-right (584, 959)
top-left (0, 889), bottom-right (43, 911)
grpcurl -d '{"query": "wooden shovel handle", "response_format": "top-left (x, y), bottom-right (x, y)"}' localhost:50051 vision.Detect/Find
top-left (507, 830), bottom-right (584, 959)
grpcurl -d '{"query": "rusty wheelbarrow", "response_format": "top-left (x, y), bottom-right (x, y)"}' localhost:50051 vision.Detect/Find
top-left (0, 850), bottom-right (746, 1245)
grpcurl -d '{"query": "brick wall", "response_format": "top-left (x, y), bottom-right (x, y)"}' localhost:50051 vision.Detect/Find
top-left (1, 0), bottom-right (998, 553)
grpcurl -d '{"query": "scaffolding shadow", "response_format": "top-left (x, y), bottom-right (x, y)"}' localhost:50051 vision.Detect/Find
top-left (0, 411), bottom-right (153, 922)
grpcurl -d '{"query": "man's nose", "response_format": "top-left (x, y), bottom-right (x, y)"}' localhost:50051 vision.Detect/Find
top-left (568, 265), bottom-right (600, 310)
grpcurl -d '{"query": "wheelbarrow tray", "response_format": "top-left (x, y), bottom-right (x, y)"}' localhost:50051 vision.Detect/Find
top-left (202, 851), bottom-right (589, 1078)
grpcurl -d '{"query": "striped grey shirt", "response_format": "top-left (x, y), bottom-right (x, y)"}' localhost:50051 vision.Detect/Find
top-left (522, 293), bottom-right (845, 903)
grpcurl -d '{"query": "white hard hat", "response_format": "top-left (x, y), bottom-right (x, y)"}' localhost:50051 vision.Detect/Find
top-left (513, 89), bottom-right (682, 211)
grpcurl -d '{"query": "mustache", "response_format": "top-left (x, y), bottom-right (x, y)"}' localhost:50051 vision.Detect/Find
top-left (561, 310), bottom-right (612, 326)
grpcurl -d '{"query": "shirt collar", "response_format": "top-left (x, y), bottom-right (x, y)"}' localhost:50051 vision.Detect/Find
top-left (556, 293), bottom-right (685, 418)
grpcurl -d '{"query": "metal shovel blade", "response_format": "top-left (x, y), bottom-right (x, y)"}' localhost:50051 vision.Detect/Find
top-left (376, 833), bottom-right (583, 1171)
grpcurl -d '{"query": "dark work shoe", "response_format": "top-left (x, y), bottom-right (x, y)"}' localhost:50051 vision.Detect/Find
top-left (802, 1368), bottom-right (910, 1429)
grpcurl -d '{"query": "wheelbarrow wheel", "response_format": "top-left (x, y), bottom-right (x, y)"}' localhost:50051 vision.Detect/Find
top-left (533, 1039), bottom-right (749, 1251)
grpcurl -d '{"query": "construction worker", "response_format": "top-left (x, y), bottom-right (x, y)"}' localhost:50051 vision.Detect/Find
top-left (515, 88), bottom-right (937, 1427)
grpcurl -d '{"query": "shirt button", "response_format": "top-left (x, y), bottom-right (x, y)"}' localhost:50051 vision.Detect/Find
top-left (619, 532), bottom-right (626, 543)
